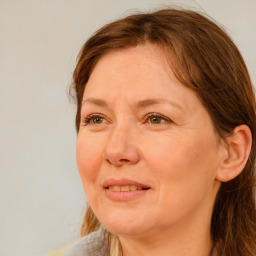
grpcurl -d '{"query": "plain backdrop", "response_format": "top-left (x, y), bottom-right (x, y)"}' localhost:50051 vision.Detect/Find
top-left (0, 0), bottom-right (255, 255)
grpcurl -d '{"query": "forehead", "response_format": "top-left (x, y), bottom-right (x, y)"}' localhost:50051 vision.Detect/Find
top-left (85, 44), bottom-right (176, 91)
top-left (90, 43), bottom-right (169, 79)
top-left (83, 43), bottom-right (200, 112)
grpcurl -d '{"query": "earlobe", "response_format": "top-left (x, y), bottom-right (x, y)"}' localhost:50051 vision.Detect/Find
top-left (216, 125), bottom-right (252, 182)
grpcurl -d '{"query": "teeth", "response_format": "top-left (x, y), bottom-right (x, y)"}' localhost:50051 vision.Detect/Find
top-left (113, 186), bottom-right (121, 192)
top-left (121, 185), bottom-right (130, 192)
top-left (108, 185), bottom-right (145, 191)
top-left (130, 185), bottom-right (137, 191)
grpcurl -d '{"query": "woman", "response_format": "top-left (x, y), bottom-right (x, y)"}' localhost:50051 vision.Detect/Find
top-left (64, 8), bottom-right (256, 256)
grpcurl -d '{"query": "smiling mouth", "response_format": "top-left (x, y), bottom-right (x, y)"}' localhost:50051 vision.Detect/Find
top-left (107, 185), bottom-right (150, 192)
top-left (103, 179), bottom-right (151, 201)
top-left (104, 185), bottom-right (151, 201)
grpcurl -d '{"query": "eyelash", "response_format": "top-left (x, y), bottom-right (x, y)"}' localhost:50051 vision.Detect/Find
top-left (143, 113), bottom-right (172, 125)
top-left (81, 113), bottom-right (172, 126)
top-left (82, 113), bottom-right (106, 126)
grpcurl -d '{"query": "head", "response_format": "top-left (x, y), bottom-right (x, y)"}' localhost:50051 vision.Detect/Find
top-left (72, 8), bottom-right (256, 256)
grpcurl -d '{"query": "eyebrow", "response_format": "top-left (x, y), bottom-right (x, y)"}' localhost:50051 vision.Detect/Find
top-left (82, 98), bottom-right (108, 107)
top-left (82, 97), bottom-right (184, 111)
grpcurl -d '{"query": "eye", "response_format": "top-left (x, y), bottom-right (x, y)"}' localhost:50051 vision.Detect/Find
top-left (81, 114), bottom-right (106, 126)
top-left (143, 113), bottom-right (172, 125)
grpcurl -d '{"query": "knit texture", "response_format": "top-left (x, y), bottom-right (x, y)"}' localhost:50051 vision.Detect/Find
top-left (63, 229), bottom-right (109, 256)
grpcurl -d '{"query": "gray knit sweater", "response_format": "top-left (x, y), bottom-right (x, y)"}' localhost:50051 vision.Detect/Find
top-left (63, 229), bottom-right (109, 256)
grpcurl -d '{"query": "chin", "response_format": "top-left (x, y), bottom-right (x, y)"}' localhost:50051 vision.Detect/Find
top-left (103, 221), bottom-right (149, 237)
top-left (97, 209), bottom-right (153, 236)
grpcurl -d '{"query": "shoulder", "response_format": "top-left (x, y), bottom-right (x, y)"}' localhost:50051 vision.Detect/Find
top-left (62, 229), bottom-right (109, 256)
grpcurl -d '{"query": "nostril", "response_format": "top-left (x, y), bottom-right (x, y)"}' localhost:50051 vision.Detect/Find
top-left (105, 158), bottom-right (130, 166)
top-left (120, 159), bottom-right (129, 162)
top-left (106, 159), bottom-right (112, 165)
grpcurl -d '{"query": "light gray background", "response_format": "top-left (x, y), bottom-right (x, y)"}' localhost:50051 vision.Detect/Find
top-left (1, 0), bottom-right (255, 256)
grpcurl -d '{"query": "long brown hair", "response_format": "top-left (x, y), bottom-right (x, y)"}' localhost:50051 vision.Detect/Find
top-left (71, 8), bottom-right (256, 256)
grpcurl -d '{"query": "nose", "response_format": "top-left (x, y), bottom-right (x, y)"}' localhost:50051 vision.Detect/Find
top-left (104, 124), bottom-right (140, 167)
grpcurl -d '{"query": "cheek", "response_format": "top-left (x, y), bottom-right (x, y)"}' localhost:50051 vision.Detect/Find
top-left (142, 134), bottom-right (219, 223)
top-left (141, 132), bottom-right (199, 177)
top-left (142, 131), bottom-right (219, 197)
top-left (146, 128), bottom-right (218, 171)
top-left (76, 132), bottom-right (105, 187)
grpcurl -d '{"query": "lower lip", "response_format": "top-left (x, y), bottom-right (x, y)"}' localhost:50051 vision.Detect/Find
top-left (104, 188), bottom-right (150, 201)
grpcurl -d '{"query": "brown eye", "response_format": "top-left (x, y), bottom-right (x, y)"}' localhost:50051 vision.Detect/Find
top-left (92, 117), bottom-right (104, 124)
top-left (82, 114), bottom-right (106, 126)
top-left (149, 116), bottom-right (162, 124)
top-left (145, 113), bottom-right (170, 125)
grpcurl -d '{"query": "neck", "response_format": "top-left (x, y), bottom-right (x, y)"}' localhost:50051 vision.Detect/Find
top-left (119, 226), bottom-right (213, 256)
top-left (118, 197), bottom-right (216, 256)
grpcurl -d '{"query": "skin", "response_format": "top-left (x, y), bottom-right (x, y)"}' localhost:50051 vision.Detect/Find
top-left (76, 43), bottom-right (226, 256)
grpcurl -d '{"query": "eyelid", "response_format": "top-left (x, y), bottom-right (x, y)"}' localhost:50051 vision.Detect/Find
top-left (142, 112), bottom-right (173, 124)
top-left (81, 113), bottom-right (108, 126)
top-left (81, 112), bottom-right (173, 126)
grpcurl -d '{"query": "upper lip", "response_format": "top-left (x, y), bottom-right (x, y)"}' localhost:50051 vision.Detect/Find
top-left (102, 178), bottom-right (151, 189)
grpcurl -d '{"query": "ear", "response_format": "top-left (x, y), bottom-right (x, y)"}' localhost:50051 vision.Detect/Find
top-left (216, 124), bottom-right (252, 182)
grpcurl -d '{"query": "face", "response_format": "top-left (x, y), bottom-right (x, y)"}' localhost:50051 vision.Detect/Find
top-left (76, 43), bottom-right (223, 238)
